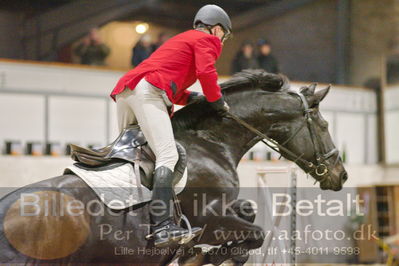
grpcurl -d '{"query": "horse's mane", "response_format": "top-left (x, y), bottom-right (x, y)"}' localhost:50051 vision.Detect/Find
top-left (219, 69), bottom-right (289, 92)
top-left (172, 69), bottom-right (290, 132)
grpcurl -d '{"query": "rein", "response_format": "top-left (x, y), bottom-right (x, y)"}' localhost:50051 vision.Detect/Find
top-left (226, 91), bottom-right (338, 183)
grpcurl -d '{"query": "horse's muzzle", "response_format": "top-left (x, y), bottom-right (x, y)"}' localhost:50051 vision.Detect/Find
top-left (340, 171), bottom-right (348, 183)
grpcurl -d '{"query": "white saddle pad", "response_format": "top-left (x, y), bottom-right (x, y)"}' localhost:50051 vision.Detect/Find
top-left (66, 163), bottom-right (188, 210)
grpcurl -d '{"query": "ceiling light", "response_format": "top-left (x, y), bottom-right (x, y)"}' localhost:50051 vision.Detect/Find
top-left (136, 23), bottom-right (149, 34)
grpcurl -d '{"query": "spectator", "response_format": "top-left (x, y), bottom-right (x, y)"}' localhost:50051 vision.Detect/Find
top-left (131, 34), bottom-right (153, 67)
top-left (152, 32), bottom-right (169, 51)
top-left (257, 39), bottom-right (279, 74)
top-left (231, 40), bottom-right (258, 74)
top-left (75, 28), bottom-right (110, 66)
top-left (386, 54), bottom-right (399, 84)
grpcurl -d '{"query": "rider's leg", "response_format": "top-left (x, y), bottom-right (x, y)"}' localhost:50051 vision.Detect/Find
top-left (116, 79), bottom-right (178, 172)
top-left (117, 78), bottom-right (191, 246)
top-left (116, 89), bottom-right (137, 131)
top-left (125, 78), bottom-right (178, 219)
top-left (126, 78), bottom-right (179, 171)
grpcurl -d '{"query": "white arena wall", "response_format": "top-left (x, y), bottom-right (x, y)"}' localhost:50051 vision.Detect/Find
top-left (0, 60), bottom-right (377, 164)
top-left (0, 60), bottom-right (395, 189)
top-left (385, 84), bottom-right (399, 165)
top-left (0, 60), bottom-right (387, 184)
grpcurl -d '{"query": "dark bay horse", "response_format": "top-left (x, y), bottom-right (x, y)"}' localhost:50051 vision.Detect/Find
top-left (0, 70), bottom-right (347, 265)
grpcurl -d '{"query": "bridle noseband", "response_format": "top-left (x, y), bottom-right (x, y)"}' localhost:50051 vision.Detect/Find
top-left (227, 91), bottom-right (339, 183)
top-left (295, 92), bottom-right (339, 179)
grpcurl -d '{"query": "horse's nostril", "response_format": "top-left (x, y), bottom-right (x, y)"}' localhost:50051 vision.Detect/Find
top-left (341, 172), bottom-right (348, 181)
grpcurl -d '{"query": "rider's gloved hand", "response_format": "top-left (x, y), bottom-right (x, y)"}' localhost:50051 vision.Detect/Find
top-left (209, 97), bottom-right (230, 116)
top-left (187, 91), bottom-right (206, 104)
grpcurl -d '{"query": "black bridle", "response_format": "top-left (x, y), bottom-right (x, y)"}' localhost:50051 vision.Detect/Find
top-left (227, 91), bottom-right (339, 183)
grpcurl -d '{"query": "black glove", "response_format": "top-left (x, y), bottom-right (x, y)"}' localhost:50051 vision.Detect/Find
top-left (187, 92), bottom-right (206, 104)
top-left (209, 98), bottom-right (230, 116)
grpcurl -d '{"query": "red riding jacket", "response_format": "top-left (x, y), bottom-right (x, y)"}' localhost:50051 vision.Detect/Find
top-left (110, 30), bottom-right (223, 105)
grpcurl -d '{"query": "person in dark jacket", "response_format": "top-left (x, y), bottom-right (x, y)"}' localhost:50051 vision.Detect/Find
top-left (257, 39), bottom-right (279, 74)
top-left (152, 32), bottom-right (169, 52)
top-left (75, 28), bottom-right (110, 66)
top-left (231, 40), bottom-right (258, 74)
top-left (131, 34), bottom-right (153, 67)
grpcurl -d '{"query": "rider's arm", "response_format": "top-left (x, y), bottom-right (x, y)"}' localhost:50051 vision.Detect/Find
top-left (194, 36), bottom-right (223, 103)
top-left (174, 91), bottom-right (204, 105)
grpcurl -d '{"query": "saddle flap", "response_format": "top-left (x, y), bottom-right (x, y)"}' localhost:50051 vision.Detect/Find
top-left (70, 143), bottom-right (111, 157)
top-left (71, 152), bottom-right (112, 167)
top-left (69, 125), bottom-right (187, 191)
top-left (70, 125), bottom-right (147, 164)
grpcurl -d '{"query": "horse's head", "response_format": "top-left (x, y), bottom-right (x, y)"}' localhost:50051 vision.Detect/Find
top-left (266, 83), bottom-right (347, 191)
top-left (174, 70), bottom-right (347, 191)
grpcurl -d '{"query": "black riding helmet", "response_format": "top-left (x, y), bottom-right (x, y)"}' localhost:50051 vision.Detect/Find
top-left (193, 4), bottom-right (232, 41)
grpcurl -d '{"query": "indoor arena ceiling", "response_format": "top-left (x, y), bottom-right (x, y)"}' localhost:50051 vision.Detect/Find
top-left (2, 0), bottom-right (311, 61)
top-left (122, 0), bottom-right (282, 29)
top-left (0, 0), bottom-right (278, 20)
top-left (0, 0), bottom-right (75, 13)
top-left (1, 0), bottom-right (276, 11)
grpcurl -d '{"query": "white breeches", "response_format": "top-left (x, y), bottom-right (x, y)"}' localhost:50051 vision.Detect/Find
top-left (115, 78), bottom-right (178, 171)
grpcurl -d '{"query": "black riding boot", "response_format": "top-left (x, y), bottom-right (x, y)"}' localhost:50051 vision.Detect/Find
top-left (150, 166), bottom-right (189, 247)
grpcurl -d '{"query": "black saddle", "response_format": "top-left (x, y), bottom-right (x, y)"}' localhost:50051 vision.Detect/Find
top-left (68, 125), bottom-right (187, 190)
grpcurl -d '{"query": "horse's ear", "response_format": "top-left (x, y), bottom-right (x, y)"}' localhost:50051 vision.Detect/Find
top-left (312, 85), bottom-right (331, 105)
top-left (300, 83), bottom-right (317, 96)
top-left (268, 123), bottom-right (289, 137)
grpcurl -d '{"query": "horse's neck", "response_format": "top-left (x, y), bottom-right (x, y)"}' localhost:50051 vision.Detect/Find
top-left (200, 91), bottom-right (276, 166)
top-left (203, 89), bottom-right (301, 166)
top-left (215, 117), bottom-right (260, 166)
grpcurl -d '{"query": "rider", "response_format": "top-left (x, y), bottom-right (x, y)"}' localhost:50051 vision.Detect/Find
top-left (110, 4), bottom-right (232, 247)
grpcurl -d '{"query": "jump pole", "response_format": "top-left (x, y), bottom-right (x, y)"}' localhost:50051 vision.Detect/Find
top-left (256, 165), bottom-right (298, 265)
